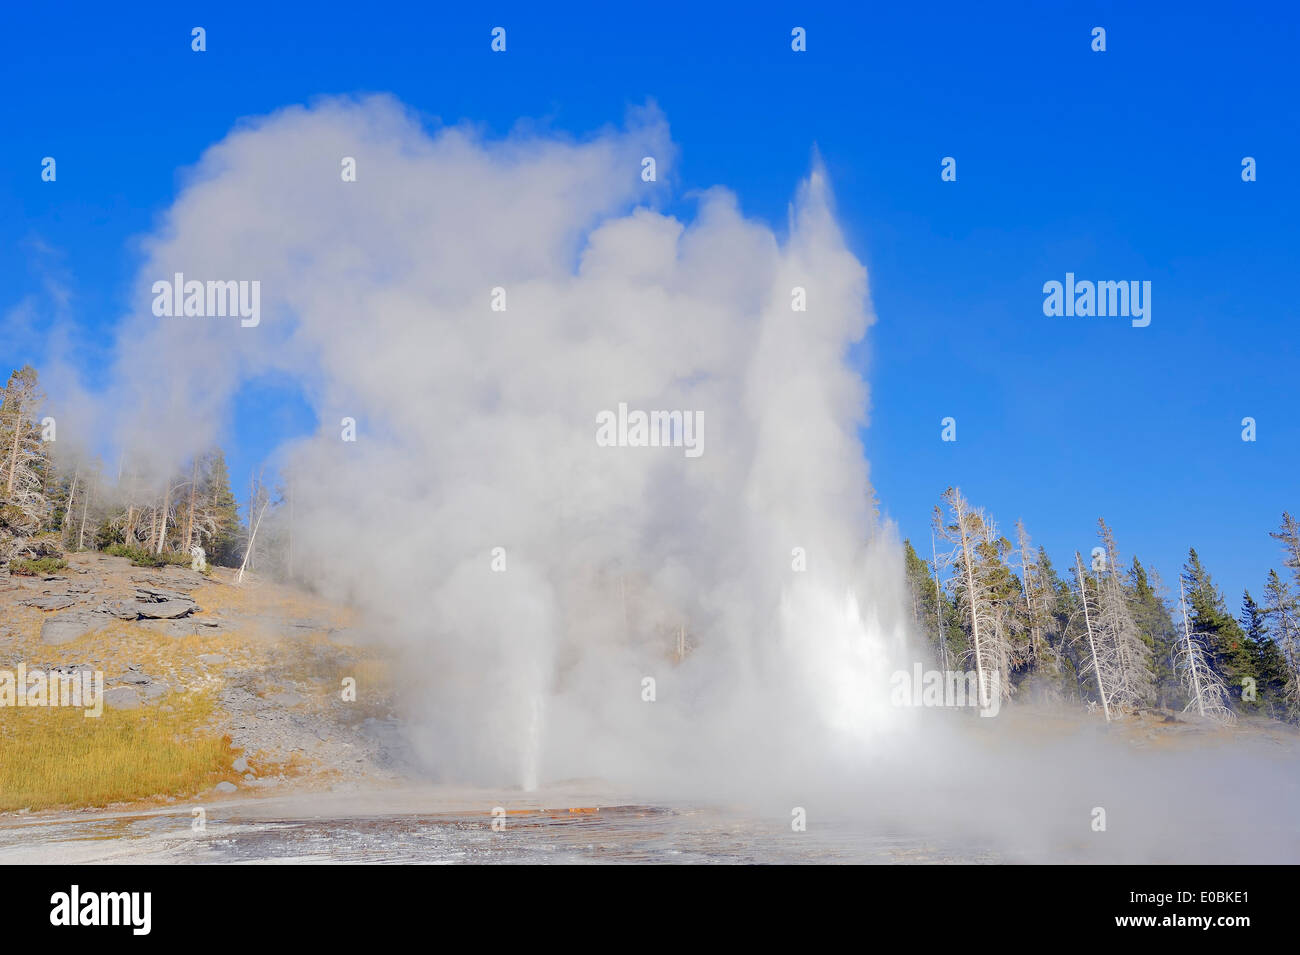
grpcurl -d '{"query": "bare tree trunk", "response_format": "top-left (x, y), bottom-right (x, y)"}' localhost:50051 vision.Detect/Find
top-left (236, 500), bottom-right (269, 585)
top-left (4, 397), bottom-right (24, 495)
top-left (78, 479), bottom-right (91, 550)
top-left (155, 483), bottom-right (171, 555)
top-left (1076, 553), bottom-right (1111, 722)
top-left (184, 460), bottom-right (198, 553)
top-left (930, 529), bottom-right (949, 673)
top-left (1179, 580), bottom-right (1206, 718)
top-left (954, 495), bottom-right (988, 710)
top-left (60, 468), bottom-right (80, 541)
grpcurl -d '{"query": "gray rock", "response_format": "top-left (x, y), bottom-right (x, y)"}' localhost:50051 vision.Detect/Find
top-left (213, 781), bottom-right (238, 794)
top-left (134, 599), bottom-right (196, 619)
top-left (198, 653), bottom-right (228, 665)
top-left (243, 773), bottom-right (256, 782)
top-left (21, 594), bottom-right (78, 611)
top-left (97, 600), bottom-right (142, 619)
top-left (132, 572), bottom-right (204, 593)
top-left (94, 597), bottom-right (196, 620)
top-left (137, 618), bottom-right (200, 637)
top-left (141, 682), bottom-right (169, 700)
top-left (134, 586), bottom-right (192, 603)
top-left (119, 670), bottom-right (151, 684)
top-left (268, 690), bottom-right (305, 708)
top-left (40, 613), bottom-right (109, 645)
top-left (232, 756), bottom-right (249, 773)
top-left (49, 663), bottom-right (95, 678)
top-left (103, 686), bottom-right (141, 709)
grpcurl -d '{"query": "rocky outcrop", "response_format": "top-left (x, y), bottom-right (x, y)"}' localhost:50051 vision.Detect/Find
top-left (40, 612), bottom-right (110, 645)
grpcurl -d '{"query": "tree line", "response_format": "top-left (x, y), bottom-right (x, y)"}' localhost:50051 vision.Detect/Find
top-left (905, 487), bottom-right (1300, 724)
top-left (0, 364), bottom-right (283, 575)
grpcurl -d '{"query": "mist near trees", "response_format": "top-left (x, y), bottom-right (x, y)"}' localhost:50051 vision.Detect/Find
top-left (4, 99), bottom-right (1299, 852)
top-left (7, 97), bottom-right (918, 794)
top-left (905, 488), bottom-right (1300, 725)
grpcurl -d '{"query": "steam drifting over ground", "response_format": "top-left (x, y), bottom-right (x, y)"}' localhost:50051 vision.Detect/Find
top-left (104, 96), bottom-right (914, 794)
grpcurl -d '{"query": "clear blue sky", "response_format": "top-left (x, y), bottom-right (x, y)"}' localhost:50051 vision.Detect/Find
top-left (2, 1), bottom-right (1296, 608)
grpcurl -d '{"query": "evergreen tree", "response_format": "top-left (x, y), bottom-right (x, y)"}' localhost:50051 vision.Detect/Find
top-left (1181, 548), bottom-right (1251, 711)
top-left (1240, 590), bottom-right (1289, 718)
top-left (1129, 558), bottom-right (1179, 708)
top-left (1175, 576), bottom-right (1236, 724)
top-left (1269, 512), bottom-right (1300, 588)
top-left (1095, 520), bottom-right (1155, 709)
top-left (1261, 569), bottom-right (1300, 720)
top-left (933, 488), bottom-right (1021, 705)
top-left (1016, 522), bottom-right (1065, 700)
top-left (903, 538), bottom-right (961, 668)
top-left (203, 448), bottom-right (242, 566)
top-left (1037, 547), bottom-right (1081, 699)
top-left (0, 365), bottom-right (53, 559)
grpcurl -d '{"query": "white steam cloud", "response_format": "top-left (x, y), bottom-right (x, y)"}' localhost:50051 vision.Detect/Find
top-left (104, 95), bottom-right (912, 793)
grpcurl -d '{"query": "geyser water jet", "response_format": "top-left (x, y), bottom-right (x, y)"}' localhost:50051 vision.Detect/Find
top-left (102, 95), bottom-right (912, 792)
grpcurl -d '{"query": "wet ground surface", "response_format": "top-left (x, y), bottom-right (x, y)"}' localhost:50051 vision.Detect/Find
top-left (0, 801), bottom-right (999, 864)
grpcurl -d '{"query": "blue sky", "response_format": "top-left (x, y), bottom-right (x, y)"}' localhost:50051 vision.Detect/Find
top-left (2, 1), bottom-right (1296, 608)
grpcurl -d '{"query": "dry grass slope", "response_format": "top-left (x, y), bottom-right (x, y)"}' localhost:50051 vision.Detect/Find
top-left (0, 689), bottom-right (235, 812)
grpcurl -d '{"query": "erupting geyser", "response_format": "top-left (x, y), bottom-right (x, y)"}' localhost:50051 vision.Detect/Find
top-left (103, 96), bottom-right (912, 791)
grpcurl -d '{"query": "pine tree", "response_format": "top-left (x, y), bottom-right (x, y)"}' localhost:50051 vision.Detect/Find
top-left (0, 365), bottom-right (53, 560)
top-left (1269, 512), bottom-right (1300, 588)
top-left (1261, 569), bottom-right (1300, 720)
top-left (204, 449), bottom-right (242, 567)
top-left (1095, 520), bottom-right (1155, 709)
top-left (903, 538), bottom-right (960, 668)
top-left (1239, 590), bottom-right (1289, 718)
top-left (933, 488), bottom-right (1018, 706)
top-left (1128, 558), bottom-right (1179, 708)
top-left (1035, 546), bottom-right (1085, 700)
top-left (1181, 548), bottom-right (1251, 710)
top-left (1016, 521), bottom-right (1064, 700)
top-left (1175, 578), bottom-right (1235, 724)
top-left (1072, 551), bottom-right (1119, 720)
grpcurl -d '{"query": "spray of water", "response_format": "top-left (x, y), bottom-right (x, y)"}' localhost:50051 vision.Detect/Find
top-left (34, 95), bottom-right (1300, 862)
top-left (94, 95), bottom-right (911, 793)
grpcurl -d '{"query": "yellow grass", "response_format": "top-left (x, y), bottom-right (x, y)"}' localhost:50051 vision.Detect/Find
top-left (0, 690), bottom-right (235, 812)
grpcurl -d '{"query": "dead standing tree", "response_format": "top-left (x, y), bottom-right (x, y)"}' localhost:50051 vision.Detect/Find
top-left (933, 488), bottom-right (1014, 710)
top-left (1175, 579), bottom-right (1235, 724)
top-left (1073, 551), bottom-right (1118, 722)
